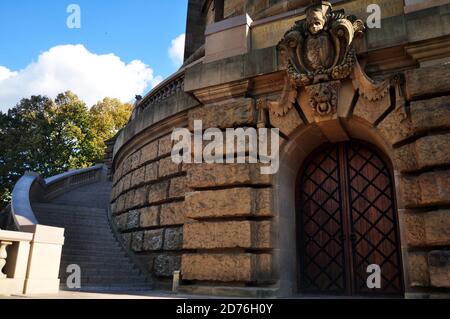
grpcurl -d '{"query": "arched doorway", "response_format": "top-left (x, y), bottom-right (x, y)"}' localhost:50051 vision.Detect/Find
top-left (296, 141), bottom-right (404, 297)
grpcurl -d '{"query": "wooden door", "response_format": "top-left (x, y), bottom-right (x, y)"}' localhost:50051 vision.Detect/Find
top-left (296, 142), bottom-right (404, 296)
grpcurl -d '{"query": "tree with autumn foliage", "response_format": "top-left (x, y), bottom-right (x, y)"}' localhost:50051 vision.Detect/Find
top-left (0, 91), bottom-right (132, 210)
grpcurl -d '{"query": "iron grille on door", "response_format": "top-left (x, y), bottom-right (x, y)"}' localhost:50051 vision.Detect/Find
top-left (297, 142), bottom-right (404, 296)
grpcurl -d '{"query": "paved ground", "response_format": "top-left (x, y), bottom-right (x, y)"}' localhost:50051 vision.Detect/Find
top-left (2, 290), bottom-right (196, 299)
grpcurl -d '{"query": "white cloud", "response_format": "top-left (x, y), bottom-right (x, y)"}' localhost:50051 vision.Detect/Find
top-left (0, 44), bottom-right (162, 112)
top-left (0, 66), bottom-right (17, 81)
top-left (168, 33), bottom-right (186, 67)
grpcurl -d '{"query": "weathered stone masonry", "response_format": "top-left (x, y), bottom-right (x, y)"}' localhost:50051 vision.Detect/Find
top-left (111, 134), bottom-right (187, 279)
top-left (110, 0), bottom-right (450, 297)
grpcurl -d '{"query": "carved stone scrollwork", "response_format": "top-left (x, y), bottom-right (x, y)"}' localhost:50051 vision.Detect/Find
top-left (273, 0), bottom-right (393, 119)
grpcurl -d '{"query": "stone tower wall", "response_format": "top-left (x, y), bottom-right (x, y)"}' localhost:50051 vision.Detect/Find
top-left (111, 0), bottom-right (450, 296)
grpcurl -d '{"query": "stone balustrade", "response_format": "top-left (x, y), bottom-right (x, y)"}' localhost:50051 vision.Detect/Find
top-left (0, 164), bottom-right (105, 296)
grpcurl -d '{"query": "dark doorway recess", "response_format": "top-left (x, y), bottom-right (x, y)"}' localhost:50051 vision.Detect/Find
top-left (296, 141), bottom-right (404, 297)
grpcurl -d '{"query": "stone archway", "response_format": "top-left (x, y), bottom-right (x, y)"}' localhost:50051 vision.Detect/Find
top-left (274, 117), bottom-right (408, 297)
top-left (296, 140), bottom-right (404, 296)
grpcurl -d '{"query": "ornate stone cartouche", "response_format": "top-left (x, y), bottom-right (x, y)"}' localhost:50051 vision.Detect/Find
top-left (271, 0), bottom-right (391, 118)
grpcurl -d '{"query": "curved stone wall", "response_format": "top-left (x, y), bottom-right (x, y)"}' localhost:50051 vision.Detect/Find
top-left (111, 1), bottom-right (450, 296)
top-left (111, 126), bottom-right (190, 281)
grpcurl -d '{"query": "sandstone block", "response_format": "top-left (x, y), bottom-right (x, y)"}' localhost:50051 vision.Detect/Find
top-left (378, 107), bottom-right (412, 145)
top-left (405, 210), bottom-right (450, 247)
top-left (139, 206), bottom-right (159, 228)
top-left (114, 214), bottom-right (127, 231)
top-left (160, 202), bottom-right (187, 226)
top-left (181, 253), bottom-right (273, 282)
top-left (411, 96), bottom-right (450, 134)
top-left (269, 106), bottom-right (304, 137)
top-left (354, 91), bottom-right (391, 125)
top-left (131, 231), bottom-right (144, 252)
top-left (187, 163), bottom-right (271, 189)
top-left (143, 229), bottom-right (164, 251)
top-left (126, 210), bottom-right (140, 230)
top-left (148, 181), bottom-right (168, 204)
top-left (115, 180), bottom-right (123, 198)
top-left (130, 151), bottom-right (141, 170)
top-left (183, 221), bottom-right (272, 249)
top-left (414, 134), bottom-right (450, 169)
top-left (428, 250), bottom-right (450, 288)
top-left (164, 227), bottom-right (183, 250)
top-left (154, 255), bottom-right (181, 277)
top-left (121, 233), bottom-right (131, 249)
top-left (399, 171), bottom-right (450, 208)
top-left (124, 190), bottom-right (135, 211)
top-left (158, 135), bottom-right (173, 157)
top-left (116, 195), bottom-right (125, 213)
top-left (405, 63), bottom-right (450, 100)
top-left (122, 174), bottom-right (131, 192)
top-left (122, 157), bottom-right (132, 175)
top-left (131, 167), bottom-right (145, 186)
top-left (185, 188), bottom-right (273, 219)
top-left (188, 98), bottom-right (255, 130)
top-left (134, 187), bottom-right (148, 207)
top-left (159, 157), bottom-right (180, 178)
top-left (408, 252), bottom-right (430, 287)
top-left (140, 141), bottom-right (159, 164)
top-left (144, 162), bottom-right (158, 183)
top-left (169, 176), bottom-right (187, 198)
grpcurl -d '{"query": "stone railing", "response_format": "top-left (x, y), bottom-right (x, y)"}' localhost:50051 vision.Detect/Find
top-left (136, 70), bottom-right (185, 113)
top-left (0, 164), bottom-right (104, 296)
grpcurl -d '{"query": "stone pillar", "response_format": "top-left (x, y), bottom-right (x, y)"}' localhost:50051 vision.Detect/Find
top-left (180, 80), bottom-right (276, 294)
top-left (21, 225), bottom-right (65, 295)
top-left (185, 0), bottom-right (206, 61)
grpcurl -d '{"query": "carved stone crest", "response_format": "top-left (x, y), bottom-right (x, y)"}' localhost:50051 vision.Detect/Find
top-left (279, 1), bottom-right (364, 86)
top-left (270, 0), bottom-right (392, 118)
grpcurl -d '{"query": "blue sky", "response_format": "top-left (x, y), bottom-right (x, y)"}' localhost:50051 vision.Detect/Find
top-left (0, 0), bottom-right (189, 110)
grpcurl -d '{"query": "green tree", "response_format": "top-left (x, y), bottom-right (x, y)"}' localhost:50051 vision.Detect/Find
top-left (89, 97), bottom-right (132, 162)
top-left (0, 92), bottom-right (132, 210)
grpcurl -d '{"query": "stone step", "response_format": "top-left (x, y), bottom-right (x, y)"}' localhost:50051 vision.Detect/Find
top-left (60, 261), bottom-right (136, 270)
top-left (59, 267), bottom-right (142, 278)
top-left (81, 275), bottom-right (148, 284)
top-left (59, 225), bottom-right (113, 236)
top-left (31, 179), bottom-right (151, 290)
top-left (35, 210), bottom-right (109, 220)
top-left (63, 246), bottom-right (123, 255)
top-left (33, 203), bottom-right (107, 214)
top-left (63, 243), bottom-right (122, 251)
top-left (60, 283), bottom-right (152, 292)
top-left (59, 255), bottom-right (134, 263)
top-left (62, 249), bottom-right (127, 258)
top-left (63, 231), bottom-right (115, 238)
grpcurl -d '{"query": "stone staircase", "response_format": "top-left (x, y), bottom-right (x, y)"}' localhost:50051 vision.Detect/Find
top-left (32, 180), bottom-right (151, 292)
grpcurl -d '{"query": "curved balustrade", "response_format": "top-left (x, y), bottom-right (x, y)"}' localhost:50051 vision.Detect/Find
top-left (0, 164), bottom-right (105, 295)
top-left (10, 164), bottom-right (105, 230)
top-left (137, 70), bottom-right (185, 113)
